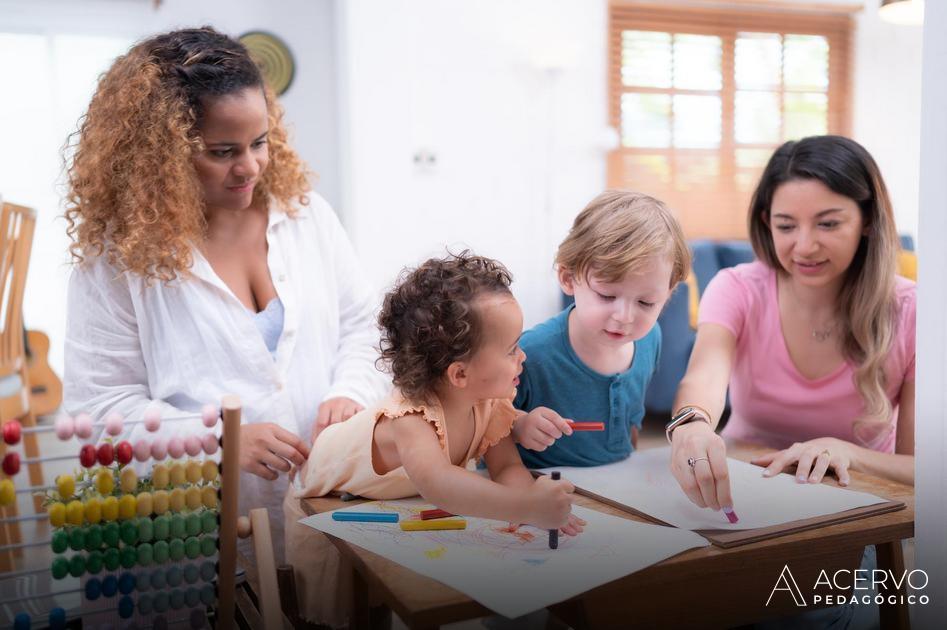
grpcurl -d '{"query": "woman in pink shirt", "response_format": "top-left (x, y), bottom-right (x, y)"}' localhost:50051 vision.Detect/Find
top-left (667, 135), bottom-right (915, 512)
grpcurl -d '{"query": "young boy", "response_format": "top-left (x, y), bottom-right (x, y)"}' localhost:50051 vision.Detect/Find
top-left (513, 190), bottom-right (690, 467)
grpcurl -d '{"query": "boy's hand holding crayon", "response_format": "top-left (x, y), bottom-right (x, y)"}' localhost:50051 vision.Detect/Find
top-left (513, 407), bottom-right (574, 451)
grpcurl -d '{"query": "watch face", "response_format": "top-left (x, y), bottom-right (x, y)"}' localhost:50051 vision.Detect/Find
top-left (670, 408), bottom-right (696, 424)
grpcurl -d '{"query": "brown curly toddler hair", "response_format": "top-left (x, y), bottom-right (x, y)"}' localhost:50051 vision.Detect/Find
top-left (378, 251), bottom-right (514, 402)
top-left (64, 27), bottom-right (311, 282)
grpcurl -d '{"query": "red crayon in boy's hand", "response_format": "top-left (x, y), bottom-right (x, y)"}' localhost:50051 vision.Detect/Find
top-left (567, 421), bottom-right (605, 432)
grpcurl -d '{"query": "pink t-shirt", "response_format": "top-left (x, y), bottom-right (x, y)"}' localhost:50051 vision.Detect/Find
top-left (698, 261), bottom-right (915, 453)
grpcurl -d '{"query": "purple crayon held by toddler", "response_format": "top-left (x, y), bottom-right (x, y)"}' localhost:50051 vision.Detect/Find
top-left (549, 472), bottom-right (560, 549)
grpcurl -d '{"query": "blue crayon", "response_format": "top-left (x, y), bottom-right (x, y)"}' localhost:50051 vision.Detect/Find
top-left (332, 511), bottom-right (399, 523)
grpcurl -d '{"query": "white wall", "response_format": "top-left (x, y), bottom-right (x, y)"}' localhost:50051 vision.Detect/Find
top-left (338, 0), bottom-right (610, 327)
top-left (0, 0), bottom-right (339, 377)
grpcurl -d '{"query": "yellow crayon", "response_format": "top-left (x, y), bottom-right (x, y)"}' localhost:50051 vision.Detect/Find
top-left (399, 519), bottom-right (467, 531)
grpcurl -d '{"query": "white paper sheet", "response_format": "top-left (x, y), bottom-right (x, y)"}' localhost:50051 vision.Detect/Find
top-left (537, 446), bottom-right (888, 531)
top-left (299, 497), bottom-right (708, 619)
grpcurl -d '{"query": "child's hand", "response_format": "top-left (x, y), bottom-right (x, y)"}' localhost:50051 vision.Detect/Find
top-left (312, 397), bottom-right (364, 442)
top-left (560, 513), bottom-right (587, 537)
top-left (513, 407), bottom-right (573, 451)
top-left (527, 473), bottom-right (575, 529)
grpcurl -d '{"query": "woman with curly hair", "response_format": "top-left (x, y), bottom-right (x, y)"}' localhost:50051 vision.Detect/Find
top-left (284, 251), bottom-right (585, 626)
top-left (62, 27), bottom-right (389, 558)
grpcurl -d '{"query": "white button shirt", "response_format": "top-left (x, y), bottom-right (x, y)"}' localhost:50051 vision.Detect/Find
top-left (64, 194), bottom-right (391, 552)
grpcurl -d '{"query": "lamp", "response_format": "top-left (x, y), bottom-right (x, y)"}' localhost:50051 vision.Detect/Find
top-left (879, 0), bottom-right (924, 25)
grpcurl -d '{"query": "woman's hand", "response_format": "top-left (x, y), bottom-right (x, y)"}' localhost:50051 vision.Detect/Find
top-left (240, 423), bottom-right (310, 481)
top-left (512, 407), bottom-right (573, 451)
top-left (752, 437), bottom-right (856, 486)
top-left (669, 421), bottom-right (733, 511)
top-left (312, 397), bottom-right (364, 441)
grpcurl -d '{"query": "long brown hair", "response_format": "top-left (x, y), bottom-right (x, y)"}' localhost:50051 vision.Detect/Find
top-left (64, 27), bottom-right (310, 282)
top-left (748, 135), bottom-right (901, 433)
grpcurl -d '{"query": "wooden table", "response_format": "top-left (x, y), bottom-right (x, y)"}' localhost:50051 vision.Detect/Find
top-left (300, 443), bottom-right (914, 629)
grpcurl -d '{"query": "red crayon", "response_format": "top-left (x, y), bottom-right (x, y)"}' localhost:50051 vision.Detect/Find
top-left (723, 507), bottom-right (739, 524)
top-left (567, 421), bottom-right (605, 432)
top-left (419, 508), bottom-right (454, 520)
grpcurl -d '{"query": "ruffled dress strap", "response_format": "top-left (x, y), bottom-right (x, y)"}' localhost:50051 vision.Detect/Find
top-left (474, 398), bottom-right (519, 459)
top-left (376, 391), bottom-right (449, 452)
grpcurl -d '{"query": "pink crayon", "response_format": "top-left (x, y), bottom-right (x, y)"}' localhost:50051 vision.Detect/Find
top-left (723, 506), bottom-right (739, 524)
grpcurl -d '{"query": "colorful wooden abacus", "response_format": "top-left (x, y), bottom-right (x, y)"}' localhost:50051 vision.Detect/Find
top-left (0, 395), bottom-right (263, 629)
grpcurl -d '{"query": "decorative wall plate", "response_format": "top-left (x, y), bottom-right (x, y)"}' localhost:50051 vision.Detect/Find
top-left (239, 31), bottom-right (295, 96)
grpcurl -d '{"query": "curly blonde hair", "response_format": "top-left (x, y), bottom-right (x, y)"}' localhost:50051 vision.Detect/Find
top-left (64, 27), bottom-right (311, 282)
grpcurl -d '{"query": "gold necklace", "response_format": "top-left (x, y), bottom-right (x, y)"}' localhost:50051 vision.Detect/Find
top-left (811, 322), bottom-right (836, 342)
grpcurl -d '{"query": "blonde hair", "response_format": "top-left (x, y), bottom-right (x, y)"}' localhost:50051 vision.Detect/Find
top-left (556, 190), bottom-right (690, 287)
top-left (748, 136), bottom-right (901, 437)
top-left (64, 27), bottom-right (311, 283)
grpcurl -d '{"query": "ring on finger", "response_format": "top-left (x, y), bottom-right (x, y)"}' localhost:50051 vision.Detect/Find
top-left (819, 449), bottom-right (831, 458)
top-left (687, 456), bottom-right (710, 469)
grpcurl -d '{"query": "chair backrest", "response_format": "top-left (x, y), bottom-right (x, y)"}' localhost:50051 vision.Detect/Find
top-left (0, 202), bottom-right (37, 378)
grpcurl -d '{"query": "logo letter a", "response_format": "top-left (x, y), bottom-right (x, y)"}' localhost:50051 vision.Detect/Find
top-left (766, 565), bottom-right (807, 607)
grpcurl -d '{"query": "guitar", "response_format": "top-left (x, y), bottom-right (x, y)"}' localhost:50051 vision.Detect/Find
top-left (23, 329), bottom-right (63, 417)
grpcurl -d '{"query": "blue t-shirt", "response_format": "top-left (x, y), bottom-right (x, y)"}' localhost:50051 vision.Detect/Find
top-left (514, 304), bottom-right (661, 468)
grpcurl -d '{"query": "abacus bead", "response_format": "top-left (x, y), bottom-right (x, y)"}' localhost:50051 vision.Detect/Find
top-left (137, 542), bottom-right (154, 566)
top-left (185, 512), bottom-right (201, 537)
top-left (103, 521), bottom-right (120, 547)
top-left (188, 592), bottom-right (203, 614)
top-left (68, 553), bottom-right (86, 577)
top-left (201, 460), bottom-right (218, 482)
top-left (120, 544), bottom-right (137, 568)
top-left (153, 591), bottom-right (170, 613)
top-left (118, 595), bottom-right (135, 619)
top-left (183, 563), bottom-right (199, 584)
top-left (152, 464), bottom-right (169, 488)
top-left (2, 420), bottom-right (21, 445)
top-left (169, 488), bottom-right (185, 512)
top-left (201, 433), bottom-right (219, 455)
top-left (103, 547), bottom-right (121, 571)
top-left (85, 524), bottom-right (103, 550)
top-left (153, 615), bottom-right (168, 630)
top-left (85, 577), bottom-right (102, 600)
top-left (185, 486), bottom-right (201, 510)
top-left (104, 412), bottom-right (123, 436)
top-left (153, 490), bottom-right (169, 515)
top-left (201, 404), bottom-right (218, 427)
top-left (51, 530), bottom-right (69, 553)
top-left (170, 587), bottom-right (185, 609)
top-left (49, 607), bottom-right (66, 630)
top-left (202, 486), bottom-right (218, 509)
top-left (120, 520), bottom-right (138, 545)
top-left (74, 413), bottom-right (93, 439)
top-left (135, 569), bottom-right (151, 591)
top-left (119, 571), bottom-right (136, 594)
top-left (185, 460), bottom-right (202, 484)
top-left (137, 593), bottom-right (153, 615)
top-left (48, 502), bottom-right (66, 527)
top-left (169, 538), bottom-right (185, 561)
top-left (184, 536), bottom-right (201, 559)
top-left (95, 469), bottom-right (114, 495)
top-left (0, 478), bottom-right (14, 505)
top-left (68, 526), bottom-right (86, 551)
top-left (167, 437), bottom-right (185, 459)
top-left (138, 516), bottom-right (154, 542)
top-left (2, 452), bottom-right (20, 476)
top-left (84, 497), bottom-right (102, 524)
top-left (201, 536), bottom-right (217, 558)
top-left (166, 566), bottom-right (183, 587)
top-left (153, 539), bottom-right (170, 563)
top-left (86, 550), bottom-right (103, 575)
top-left (200, 583), bottom-right (216, 605)
top-left (169, 463), bottom-right (186, 486)
top-left (96, 442), bottom-right (114, 466)
top-left (102, 496), bottom-right (119, 521)
top-left (151, 438), bottom-right (168, 460)
top-left (144, 405), bottom-right (161, 432)
top-left (118, 494), bottom-right (137, 520)
top-left (120, 467), bottom-right (138, 493)
top-left (79, 444), bottom-right (97, 468)
top-left (150, 568), bottom-right (167, 589)
top-left (66, 500), bottom-right (84, 526)
top-left (55, 414), bottom-right (75, 440)
top-left (116, 440), bottom-right (134, 465)
top-left (134, 439), bottom-right (151, 462)
top-left (56, 474), bottom-right (75, 500)
top-left (236, 516), bottom-right (252, 539)
top-left (13, 613), bottom-right (30, 630)
top-left (51, 556), bottom-right (69, 579)
top-left (201, 511), bottom-right (217, 534)
top-left (199, 560), bottom-right (216, 582)
top-left (137, 492), bottom-right (153, 517)
top-left (153, 514), bottom-right (170, 540)
top-left (185, 435), bottom-right (202, 457)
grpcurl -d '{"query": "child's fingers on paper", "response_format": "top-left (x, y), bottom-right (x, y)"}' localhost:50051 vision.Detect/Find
top-left (808, 450), bottom-right (832, 483)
